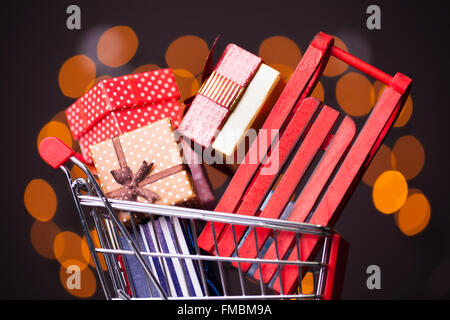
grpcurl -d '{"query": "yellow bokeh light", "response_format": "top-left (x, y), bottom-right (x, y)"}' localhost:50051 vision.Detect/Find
top-left (259, 36), bottom-right (302, 70)
top-left (205, 164), bottom-right (228, 190)
top-left (70, 164), bottom-right (87, 180)
top-left (30, 220), bottom-right (61, 259)
top-left (165, 35), bottom-right (209, 76)
top-left (375, 82), bottom-right (413, 128)
top-left (394, 95), bottom-right (413, 128)
top-left (363, 144), bottom-right (395, 186)
top-left (37, 120), bottom-right (73, 150)
top-left (268, 63), bottom-right (294, 83)
top-left (373, 170), bottom-right (408, 214)
top-left (59, 263), bottom-right (97, 298)
top-left (133, 64), bottom-right (160, 74)
top-left (84, 75), bottom-right (113, 94)
top-left (391, 135), bottom-right (425, 180)
top-left (173, 69), bottom-right (200, 102)
top-left (54, 231), bottom-right (89, 270)
top-left (81, 230), bottom-right (108, 271)
top-left (336, 72), bottom-right (375, 117)
top-left (51, 110), bottom-right (69, 126)
top-left (24, 179), bottom-right (57, 222)
top-left (310, 81), bottom-right (324, 102)
top-left (300, 272), bottom-right (314, 295)
top-left (97, 26), bottom-right (138, 68)
top-left (323, 36), bottom-right (349, 77)
top-left (59, 55), bottom-right (96, 98)
top-left (395, 192), bottom-right (431, 236)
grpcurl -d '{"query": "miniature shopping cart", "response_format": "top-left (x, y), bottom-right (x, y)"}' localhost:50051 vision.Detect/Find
top-left (38, 136), bottom-right (348, 300)
top-left (38, 31), bottom-right (411, 300)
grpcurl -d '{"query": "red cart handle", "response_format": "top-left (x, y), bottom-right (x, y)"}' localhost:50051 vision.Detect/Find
top-left (39, 137), bottom-right (85, 169)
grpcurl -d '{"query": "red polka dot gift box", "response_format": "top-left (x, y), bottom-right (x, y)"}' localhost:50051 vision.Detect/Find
top-left (65, 69), bottom-right (183, 164)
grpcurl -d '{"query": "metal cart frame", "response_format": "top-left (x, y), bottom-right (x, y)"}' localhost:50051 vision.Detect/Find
top-left (39, 137), bottom-right (348, 300)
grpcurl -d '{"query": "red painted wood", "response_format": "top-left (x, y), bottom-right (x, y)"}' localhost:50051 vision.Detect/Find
top-left (331, 47), bottom-right (393, 85)
top-left (197, 98), bottom-right (321, 253)
top-left (273, 76), bottom-right (412, 294)
top-left (254, 116), bottom-right (356, 282)
top-left (228, 105), bottom-right (340, 266)
top-left (323, 233), bottom-right (349, 300)
top-left (197, 33), bottom-right (334, 253)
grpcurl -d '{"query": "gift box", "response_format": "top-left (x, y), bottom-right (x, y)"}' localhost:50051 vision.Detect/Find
top-left (212, 63), bottom-right (284, 172)
top-left (66, 69), bottom-right (183, 163)
top-left (89, 118), bottom-right (197, 206)
top-left (177, 44), bottom-right (262, 148)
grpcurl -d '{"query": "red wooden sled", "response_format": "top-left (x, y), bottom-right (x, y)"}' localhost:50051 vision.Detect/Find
top-left (198, 31), bottom-right (412, 294)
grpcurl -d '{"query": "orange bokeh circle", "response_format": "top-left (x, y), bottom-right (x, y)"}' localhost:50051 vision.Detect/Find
top-left (59, 55), bottom-right (96, 98)
top-left (372, 170), bottom-right (408, 214)
top-left (97, 26), bottom-right (138, 68)
top-left (59, 263), bottom-right (97, 298)
top-left (24, 179), bottom-right (57, 222)
top-left (53, 231), bottom-right (89, 270)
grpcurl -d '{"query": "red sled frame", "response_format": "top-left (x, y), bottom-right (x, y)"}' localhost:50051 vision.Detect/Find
top-left (198, 32), bottom-right (412, 296)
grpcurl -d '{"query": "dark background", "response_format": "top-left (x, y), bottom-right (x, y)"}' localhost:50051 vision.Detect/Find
top-left (1, 0), bottom-right (449, 299)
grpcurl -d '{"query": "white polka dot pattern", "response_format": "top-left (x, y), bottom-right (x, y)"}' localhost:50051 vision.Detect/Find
top-left (65, 69), bottom-right (183, 163)
top-left (89, 118), bottom-right (196, 206)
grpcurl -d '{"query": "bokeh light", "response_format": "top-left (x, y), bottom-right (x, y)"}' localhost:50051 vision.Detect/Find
top-left (59, 55), bottom-right (96, 98)
top-left (300, 272), bottom-right (314, 295)
top-left (70, 164), bottom-right (87, 180)
top-left (51, 110), bottom-right (70, 127)
top-left (165, 35), bottom-right (209, 76)
top-left (37, 120), bottom-right (73, 150)
top-left (363, 144), bottom-right (395, 186)
top-left (133, 64), bottom-right (160, 73)
top-left (97, 26), bottom-right (138, 68)
top-left (391, 135), bottom-right (425, 180)
top-left (394, 95), bottom-right (413, 128)
top-left (54, 231), bottom-right (89, 270)
top-left (372, 170), bottom-right (408, 214)
top-left (310, 81), bottom-right (324, 102)
top-left (30, 220), bottom-right (61, 259)
top-left (323, 36), bottom-right (349, 77)
top-left (81, 230), bottom-right (108, 271)
top-left (173, 69), bottom-right (200, 102)
top-left (59, 263), bottom-right (97, 298)
top-left (375, 82), bottom-right (413, 128)
top-left (395, 192), bottom-right (430, 236)
top-left (336, 72), bottom-right (375, 117)
top-left (268, 63), bottom-right (294, 83)
top-left (258, 36), bottom-right (302, 70)
top-left (24, 179), bottom-right (57, 222)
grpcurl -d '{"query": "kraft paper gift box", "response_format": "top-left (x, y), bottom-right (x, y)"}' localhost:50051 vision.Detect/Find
top-left (89, 118), bottom-right (197, 207)
top-left (177, 44), bottom-right (264, 149)
top-left (66, 69), bottom-right (183, 164)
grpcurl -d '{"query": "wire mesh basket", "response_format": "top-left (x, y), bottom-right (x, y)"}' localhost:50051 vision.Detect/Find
top-left (40, 137), bottom-right (347, 300)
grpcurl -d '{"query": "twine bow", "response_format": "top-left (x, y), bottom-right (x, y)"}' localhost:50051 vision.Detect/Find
top-left (106, 136), bottom-right (185, 202)
top-left (107, 160), bottom-right (160, 202)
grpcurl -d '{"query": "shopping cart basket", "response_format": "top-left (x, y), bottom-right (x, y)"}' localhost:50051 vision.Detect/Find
top-left (38, 136), bottom-right (348, 300)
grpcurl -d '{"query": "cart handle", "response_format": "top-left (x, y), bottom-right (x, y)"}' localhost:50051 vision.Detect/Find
top-left (39, 137), bottom-right (85, 169)
top-left (331, 46), bottom-right (393, 85)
